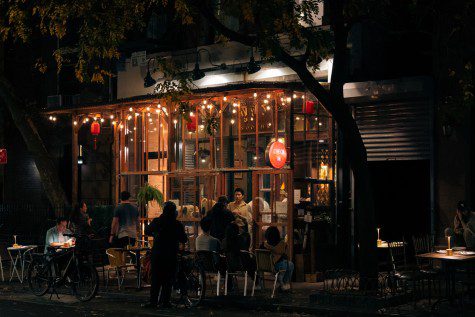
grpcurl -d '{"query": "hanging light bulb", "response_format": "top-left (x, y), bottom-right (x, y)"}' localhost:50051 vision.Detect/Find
top-left (85, 118), bottom-right (89, 122)
top-left (135, 113), bottom-right (140, 117)
top-left (264, 99), bottom-right (269, 104)
top-left (266, 105), bottom-right (271, 111)
top-left (73, 121), bottom-right (78, 126)
top-left (253, 93), bottom-right (257, 98)
top-left (293, 94), bottom-right (297, 99)
top-left (100, 118), bottom-right (105, 123)
top-left (286, 97), bottom-right (291, 102)
top-left (157, 104), bottom-right (161, 109)
top-left (230, 119), bottom-right (235, 125)
top-left (232, 109), bottom-right (237, 114)
top-left (127, 115), bottom-right (132, 120)
top-left (110, 115), bottom-right (114, 119)
top-left (146, 107), bottom-right (150, 112)
top-left (266, 94), bottom-right (271, 99)
top-left (223, 96), bottom-right (227, 101)
top-left (129, 107), bottom-right (133, 112)
top-left (233, 102), bottom-right (238, 108)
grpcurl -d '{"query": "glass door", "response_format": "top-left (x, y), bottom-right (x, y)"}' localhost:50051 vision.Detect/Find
top-left (252, 169), bottom-right (293, 257)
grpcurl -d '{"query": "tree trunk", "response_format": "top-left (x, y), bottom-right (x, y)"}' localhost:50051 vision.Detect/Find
top-left (0, 75), bottom-right (68, 213)
top-left (189, 0), bottom-right (378, 288)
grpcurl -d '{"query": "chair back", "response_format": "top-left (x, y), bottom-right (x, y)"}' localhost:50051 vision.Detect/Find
top-left (225, 251), bottom-right (245, 273)
top-left (240, 250), bottom-right (256, 272)
top-left (388, 240), bottom-right (407, 271)
top-left (106, 248), bottom-right (127, 268)
top-left (412, 235), bottom-right (433, 266)
top-left (255, 249), bottom-right (275, 274)
top-left (196, 250), bottom-right (219, 272)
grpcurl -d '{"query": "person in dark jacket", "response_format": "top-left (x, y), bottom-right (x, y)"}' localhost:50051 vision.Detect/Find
top-left (206, 202), bottom-right (235, 241)
top-left (69, 201), bottom-right (93, 236)
top-left (142, 201), bottom-right (187, 309)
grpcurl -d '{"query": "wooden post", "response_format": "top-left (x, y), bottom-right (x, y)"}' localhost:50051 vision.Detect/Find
top-left (71, 116), bottom-right (79, 206)
top-left (112, 117), bottom-right (119, 205)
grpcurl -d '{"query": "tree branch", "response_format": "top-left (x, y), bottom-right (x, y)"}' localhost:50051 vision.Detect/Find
top-left (186, 0), bottom-right (257, 46)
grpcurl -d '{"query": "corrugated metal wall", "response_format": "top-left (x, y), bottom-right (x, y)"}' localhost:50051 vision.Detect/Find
top-left (354, 100), bottom-right (432, 161)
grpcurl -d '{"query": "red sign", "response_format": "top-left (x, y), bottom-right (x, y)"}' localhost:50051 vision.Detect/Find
top-left (303, 101), bottom-right (316, 114)
top-left (265, 141), bottom-right (287, 169)
top-left (0, 149), bottom-right (7, 164)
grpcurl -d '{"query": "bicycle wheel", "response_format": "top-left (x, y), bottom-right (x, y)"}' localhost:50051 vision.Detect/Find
top-left (70, 263), bottom-right (99, 302)
top-left (27, 258), bottom-right (50, 296)
top-left (182, 261), bottom-right (206, 307)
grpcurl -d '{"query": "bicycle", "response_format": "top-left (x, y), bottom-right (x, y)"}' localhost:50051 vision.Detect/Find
top-left (27, 233), bottom-right (99, 302)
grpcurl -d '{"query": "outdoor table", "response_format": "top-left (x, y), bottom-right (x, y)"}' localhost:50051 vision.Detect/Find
top-left (126, 246), bottom-right (151, 289)
top-left (416, 251), bottom-right (475, 309)
top-left (7, 245), bottom-right (38, 283)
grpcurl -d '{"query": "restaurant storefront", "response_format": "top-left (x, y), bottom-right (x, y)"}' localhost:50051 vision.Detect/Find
top-left (46, 82), bottom-right (337, 276)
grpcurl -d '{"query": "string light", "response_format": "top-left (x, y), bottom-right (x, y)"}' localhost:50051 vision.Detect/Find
top-left (149, 118), bottom-right (153, 123)
top-left (268, 122), bottom-right (272, 127)
top-left (93, 117), bottom-right (97, 121)
top-left (146, 107), bottom-right (150, 112)
top-left (127, 115), bottom-right (132, 120)
top-left (49, 116), bottom-right (53, 120)
top-left (203, 100), bottom-right (207, 104)
top-left (157, 104), bottom-right (161, 109)
top-left (266, 106), bottom-right (271, 111)
top-left (100, 118), bottom-right (105, 123)
top-left (232, 109), bottom-right (237, 114)
top-left (85, 118), bottom-right (89, 122)
top-left (230, 119), bottom-right (235, 125)
top-left (129, 107), bottom-right (133, 112)
top-left (52, 117), bottom-right (57, 122)
top-left (112, 121), bottom-right (117, 125)
top-left (233, 103), bottom-right (238, 108)
top-left (223, 96), bottom-right (227, 101)
top-left (293, 94), bottom-right (297, 99)
top-left (301, 95), bottom-right (305, 99)
top-left (119, 124), bottom-right (124, 129)
top-left (156, 109), bottom-right (160, 114)
top-left (250, 117), bottom-right (254, 121)
top-left (201, 105), bottom-right (206, 110)
top-left (286, 97), bottom-right (291, 102)
top-left (266, 94), bottom-right (271, 98)
top-left (253, 93), bottom-right (257, 98)
top-left (173, 119), bottom-right (178, 124)
top-left (135, 113), bottom-right (139, 117)
top-left (110, 115), bottom-right (114, 119)
top-left (73, 121), bottom-right (78, 126)
top-left (263, 99), bottom-right (269, 104)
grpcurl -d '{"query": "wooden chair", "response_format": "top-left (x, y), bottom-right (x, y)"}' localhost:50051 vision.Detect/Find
top-left (105, 248), bottom-right (136, 290)
top-left (412, 235), bottom-right (441, 304)
top-left (251, 249), bottom-right (286, 298)
top-left (196, 250), bottom-right (222, 296)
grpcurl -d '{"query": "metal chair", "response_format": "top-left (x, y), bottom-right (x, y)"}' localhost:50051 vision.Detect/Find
top-left (251, 249), bottom-right (285, 298)
top-left (105, 248), bottom-right (136, 290)
top-left (224, 251), bottom-right (249, 296)
top-left (196, 250), bottom-right (222, 296)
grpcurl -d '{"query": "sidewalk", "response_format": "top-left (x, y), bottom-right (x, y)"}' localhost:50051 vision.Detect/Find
top-left (1, 276), bottom-right (474, 316)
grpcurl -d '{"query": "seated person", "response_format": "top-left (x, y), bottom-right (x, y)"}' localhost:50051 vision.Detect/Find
top-left (207, 202), bottom-right (235, 241)
top-left (196, 217), bottom-right (220, 252)
top-left (234, 216), bottom-right (251, 251)
top-left (263, 226), bottom-right (294, 291)
top-left (44, 217), bottom-right (73, 253)
top-left (445, 201), bottom-right (475, 249)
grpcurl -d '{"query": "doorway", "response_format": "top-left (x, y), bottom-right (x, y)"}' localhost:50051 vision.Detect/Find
top-left (369, 160), bottom-right (431, 241)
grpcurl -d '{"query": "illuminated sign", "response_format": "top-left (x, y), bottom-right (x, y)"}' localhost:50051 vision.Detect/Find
top-left (265, 141), bottom-right (287, 169)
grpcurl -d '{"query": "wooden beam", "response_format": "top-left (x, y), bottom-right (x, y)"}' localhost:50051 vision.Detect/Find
top-left (71, 117), bottom-right (79, 206)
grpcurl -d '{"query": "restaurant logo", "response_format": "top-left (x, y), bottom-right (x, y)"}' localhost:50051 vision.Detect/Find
top-left (265, 141), bottom-right (287, 169)
top-left (0, 149), bottom-right (7, 164)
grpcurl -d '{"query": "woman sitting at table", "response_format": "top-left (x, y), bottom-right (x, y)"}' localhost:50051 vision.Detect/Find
top-left (263, 226), bottom-right (294, 291)
top-left (143, 201), bottom-right (187, 309)
top-left (445, 201), bottom-right (475, 249)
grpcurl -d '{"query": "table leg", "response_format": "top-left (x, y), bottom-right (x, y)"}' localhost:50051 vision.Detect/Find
top-left (8, 251), bottom-right (20, 282)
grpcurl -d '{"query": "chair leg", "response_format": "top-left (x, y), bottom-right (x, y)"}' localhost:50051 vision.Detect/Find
top-left (105, 269), bottom-right (110, 291)
top-left (251, 271), bottom-right (257, 297)
top-left (217, 272), bottom-right (221, 296)
top-left (116, 268), bottom-right (122, 290)
top-left (0, 257), bottom-right (4, 282)
top-left (272, 272), bottom-right (279, 298)
top-left (224, 271), bottom-right (228, 296)
top-left (244, 272), bottom-right (248, 296)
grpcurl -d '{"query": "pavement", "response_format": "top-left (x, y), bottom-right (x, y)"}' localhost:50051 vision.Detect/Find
top-left (1, 273), bottom-right (475, 316)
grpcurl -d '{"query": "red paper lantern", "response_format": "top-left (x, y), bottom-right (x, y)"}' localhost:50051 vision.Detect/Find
top-left (303, 101), bottom-right (316, 114)
top-left (186, 114), bottom-right (197, 132)
top-left (90, 121), bottom-right (101, 149)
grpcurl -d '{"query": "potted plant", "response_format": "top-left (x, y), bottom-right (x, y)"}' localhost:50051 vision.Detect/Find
top-left (137, 183), bottom-right (164, 218)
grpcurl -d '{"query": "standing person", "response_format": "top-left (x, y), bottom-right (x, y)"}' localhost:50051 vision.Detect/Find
top-left (206, 202), bottom-right (235, 241)
top-left (109, 191), bottom-right (139, 248)
top-left (229, 188), bottom-right (253, 247)
top-left (142, 202), bottom-right (187, 309)
top-left (69, 201), bottom-right (93, 236)
top-left (263, 226), bottom-right (294, 291)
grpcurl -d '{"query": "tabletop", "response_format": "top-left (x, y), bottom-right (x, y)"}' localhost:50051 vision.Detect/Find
top-left (7, 245), bottom-right (38, 251)
top-left (377, 241), bottom-right (404, 249)
top-left (126, 246), bottom-right (151, 252)
top-left (416, 251), bottom-right (475, 261)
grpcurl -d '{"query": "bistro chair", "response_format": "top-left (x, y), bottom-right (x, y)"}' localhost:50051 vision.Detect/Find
top-left (224, 251), bottom-right (249, 296)
top-left (388, 240), bottom-right (424, 306)
top-left (195, 250), bottom-right (222, 296)
top-left (412, 235), bottom-right (441, 304)
top-left (105, 248), bottom-right (136, 290)
top-left (251, 249), bottom-right (286, 298)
